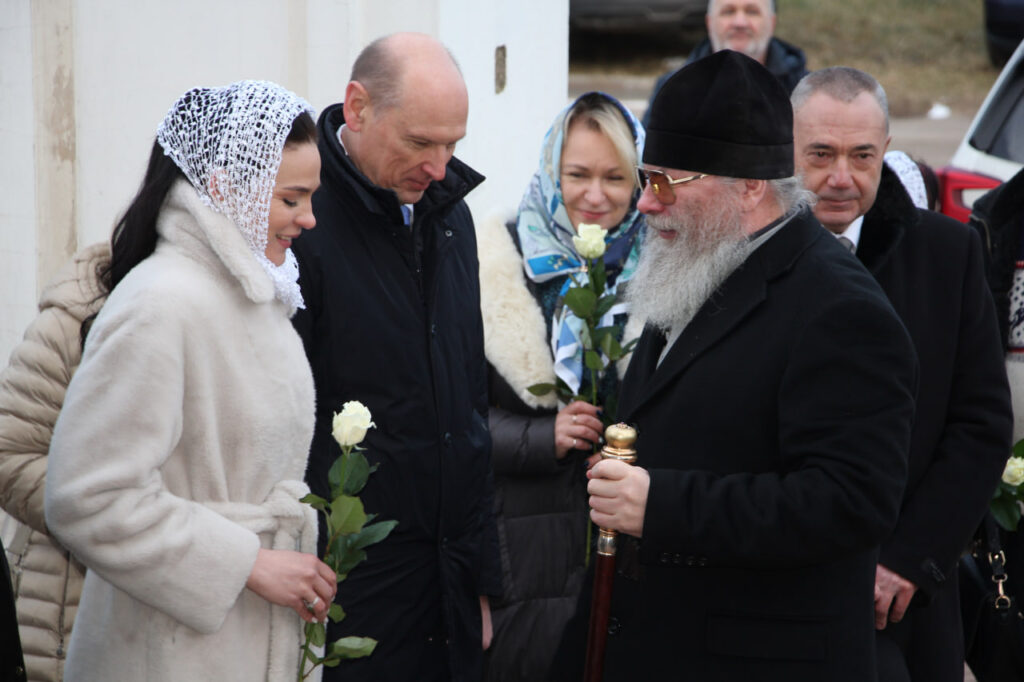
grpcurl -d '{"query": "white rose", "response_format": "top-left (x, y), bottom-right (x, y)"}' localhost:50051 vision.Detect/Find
top-left (1003, 456), bottom-right (1024, 487)
top-left (572, 223), bottom-right (607, 260)
top-left (332, 401), bottom-right (376, 448)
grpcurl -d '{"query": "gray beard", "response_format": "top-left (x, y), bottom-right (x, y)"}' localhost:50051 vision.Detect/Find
top-left (627, 197), bottom-right (755, 335)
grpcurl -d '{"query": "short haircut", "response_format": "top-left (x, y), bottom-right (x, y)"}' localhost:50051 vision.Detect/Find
top-left (349, 34), bottom-right (463, 113)
top-left (707, 0), bottom-right (775, 16)
top-left (350, 36), bottom-right (403, 111)
top-left (564, 93), bottom-right (639, 188)
top-left (791, 66), bottom-right (890, 133)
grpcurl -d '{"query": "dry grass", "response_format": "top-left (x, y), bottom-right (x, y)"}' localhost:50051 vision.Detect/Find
top-left (570, 0), bottom-right (1004, 116)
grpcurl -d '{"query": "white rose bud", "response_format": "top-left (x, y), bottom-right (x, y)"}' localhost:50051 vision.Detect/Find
top-left (572, 223), bottom-right (607, 260)
top-left (332, 400), bottom-right (376, 448)
top-left (1003, 456), bottom-right (1024, 487)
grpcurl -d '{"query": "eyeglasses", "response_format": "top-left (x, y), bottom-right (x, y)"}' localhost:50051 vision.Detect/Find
top-left (635, 167), bottom-right (708, 205)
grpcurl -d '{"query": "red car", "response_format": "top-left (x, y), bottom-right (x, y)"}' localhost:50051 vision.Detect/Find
top-left (937, 38), bottom-right (1024, 222)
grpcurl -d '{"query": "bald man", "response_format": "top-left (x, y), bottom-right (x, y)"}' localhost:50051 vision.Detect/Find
top-left (291, 33), bottom-right (499, 682)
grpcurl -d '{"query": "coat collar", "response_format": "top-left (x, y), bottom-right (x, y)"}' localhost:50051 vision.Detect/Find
top-left (317, 103), bottom-right (484, 227)
top-left (156, 180), bottom-right (278, 307)
top-left (856, 164), bottom-right (919, 274)
top-left (619, 209), bottom-right (824, 420)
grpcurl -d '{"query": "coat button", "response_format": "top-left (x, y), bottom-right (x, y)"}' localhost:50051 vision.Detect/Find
top-left (431, 323), bottom-right (437, 336)
top-left (607, 616), bottom-right (621, 636)
top-left (659, 552), bottom-right (671, 565)
top-left (444, 229), bottom-right (453, 237)
top-left (443, 432), bottom-right (453, 445)
top-left (697, 556), bottom-right (708, 567)
top-left (686, 555), bottom-right (696, 566)
top-left (672, 553), bottom-right (682, 565)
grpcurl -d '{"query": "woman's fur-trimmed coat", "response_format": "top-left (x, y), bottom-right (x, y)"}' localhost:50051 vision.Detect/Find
top-left (44, 182), bottom-right (317, 682)
top-left (0, 244), bottom-right (108, 682)
top-left (477, 214), bottom-right (640, 681)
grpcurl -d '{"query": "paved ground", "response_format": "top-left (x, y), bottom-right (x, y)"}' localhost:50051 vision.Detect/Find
top-left (568, 72), bottom-right (973, 169)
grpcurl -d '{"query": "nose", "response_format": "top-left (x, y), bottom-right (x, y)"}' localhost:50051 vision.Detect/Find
top-left (583, 177), bottom-right (606, 204)
top-left (637, 185), bottom-right (662, 215)
top-left (827, 159), bottom-right (853, 188)
top-left (298, 206), bottom-right (316, 230)
top-left (423, 147), bottom-right (451, 183)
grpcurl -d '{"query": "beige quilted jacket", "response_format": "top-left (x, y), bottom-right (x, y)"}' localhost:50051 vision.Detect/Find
top-left (0, 243), bottom-right (108, 682)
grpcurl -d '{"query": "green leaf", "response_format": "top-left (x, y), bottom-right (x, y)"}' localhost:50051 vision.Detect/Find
top-left (327, 454), bottom-right (349, 500)
top-left (578, 324), bottom-right (593, 350)
top-left (323, 656), bottom-right (341, 668)
top-left (354, 520), bottom-right (398, 550)
top-left (328, 603), bottom-right (345, 623)
top-left (599, 332), bottom-right (623, 362)
top-left (594, 294), bottom-right (617, 320)
top-left (527, 382), bottom-right (557, 396)
top-left (584, 350), bottom-right (603, 371)
top-left (336, 547), bottom-right (368, 577)
top-left (1012, 439), bottom-right (1024, 458)
top-left (330, 495), bottom-right (367, 535)
top-left (329, 636), bottom-right (378, 659)
top-left (621, 338), bottom-right (639, 354)
top-left (343, 452), bottom-right (372, 496)
top-left (309, 622), bottom-right (327, 647)
top-left (300, 493), bottom-right (330, 512)
top-left (991, 493), bottom-right (1022, 531)
top-left (564, 287), bottom-right (597, 319)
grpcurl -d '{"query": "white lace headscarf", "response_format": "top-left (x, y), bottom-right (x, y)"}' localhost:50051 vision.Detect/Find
top-left (156, 80), bottom-right (315, 311)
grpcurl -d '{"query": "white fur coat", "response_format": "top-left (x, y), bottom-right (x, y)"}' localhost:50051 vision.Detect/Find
top-left (45, 182), bottom-right (317, 681)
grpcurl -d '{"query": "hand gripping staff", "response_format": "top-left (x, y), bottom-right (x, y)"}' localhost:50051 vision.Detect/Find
top-left (583, 423), bottom-right (638, 682)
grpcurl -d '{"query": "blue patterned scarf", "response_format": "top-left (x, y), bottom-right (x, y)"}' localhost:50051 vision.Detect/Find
top-left (515, 92), bottom-right (646, 396)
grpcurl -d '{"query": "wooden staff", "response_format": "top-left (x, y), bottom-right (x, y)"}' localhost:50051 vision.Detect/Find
top-left (582, 423), bottom-right (638, 682)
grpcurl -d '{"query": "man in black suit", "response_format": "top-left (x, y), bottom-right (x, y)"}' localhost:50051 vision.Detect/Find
top-left (792, 66), bottom-right (1013, 682)
top-left (582, 50), bottom-right (918, 681)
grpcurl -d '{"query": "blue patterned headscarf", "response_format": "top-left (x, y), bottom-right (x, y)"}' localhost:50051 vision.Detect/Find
top-left (515, 92), bottom-right (646, 396)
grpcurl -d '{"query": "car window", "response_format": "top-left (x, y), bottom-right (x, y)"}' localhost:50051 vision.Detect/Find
top-left (971, 59), bottom-right (1024, 164)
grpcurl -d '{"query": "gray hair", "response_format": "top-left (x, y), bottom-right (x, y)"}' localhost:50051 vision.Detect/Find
top-left (716, 175), bottom-right (815, 215)
top-left (769, 176), bottom-right (815, 214)
top-left (791, 66), bottom-right (890, 133)
top-left (707, 0), bottom-right (775, 15)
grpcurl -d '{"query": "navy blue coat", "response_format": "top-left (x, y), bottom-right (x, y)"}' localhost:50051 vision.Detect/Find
top-left (292, 103), bottom-right (499, 682)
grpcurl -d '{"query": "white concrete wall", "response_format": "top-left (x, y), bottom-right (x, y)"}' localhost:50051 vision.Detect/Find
top-left (0, 0), bottom-right (42, 364)
top-left (0, 0), bottom-right (567, 366)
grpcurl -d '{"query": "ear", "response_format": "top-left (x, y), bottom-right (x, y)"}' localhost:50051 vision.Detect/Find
top-left (739, 178), bottom-right (768, 212)
top-left (343, 81), bottom-right (371, 133)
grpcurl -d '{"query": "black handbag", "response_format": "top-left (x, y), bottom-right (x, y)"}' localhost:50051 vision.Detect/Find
top-left (960, 514), bottom-right (1024, 682)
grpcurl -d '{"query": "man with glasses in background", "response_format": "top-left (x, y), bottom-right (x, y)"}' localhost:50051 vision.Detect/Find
top-left (576, 50), bottom-right (917, 680)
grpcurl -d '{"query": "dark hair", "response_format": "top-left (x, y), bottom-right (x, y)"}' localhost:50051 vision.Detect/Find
top-left (285, 110), bottom-right (318, 147)
top-left (80, 110), bottom-right (318, 348)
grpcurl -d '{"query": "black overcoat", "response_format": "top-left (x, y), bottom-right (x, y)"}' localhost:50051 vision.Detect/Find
top-left (863, 167), bottom-right (1012, 681)
top-left (292, 104), bottom-right (500, 682)
top-left (594, 210), bottom-right (918, 681)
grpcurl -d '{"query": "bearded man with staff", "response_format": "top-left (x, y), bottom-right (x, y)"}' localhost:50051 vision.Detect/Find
top-left (569, 49), bottom-right (918, 682)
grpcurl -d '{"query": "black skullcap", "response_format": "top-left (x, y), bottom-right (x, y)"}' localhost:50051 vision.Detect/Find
top-left (643, 49), bottom-right (794, 179)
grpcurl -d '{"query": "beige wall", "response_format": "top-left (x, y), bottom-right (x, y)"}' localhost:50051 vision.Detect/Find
top-left (0, 0), bottom-right (568, 364)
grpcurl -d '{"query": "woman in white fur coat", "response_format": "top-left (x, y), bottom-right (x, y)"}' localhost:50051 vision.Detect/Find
top-left (480, 92), bottom-right (645, 682)
top-left (43, 81), bottom-right (335, 682)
